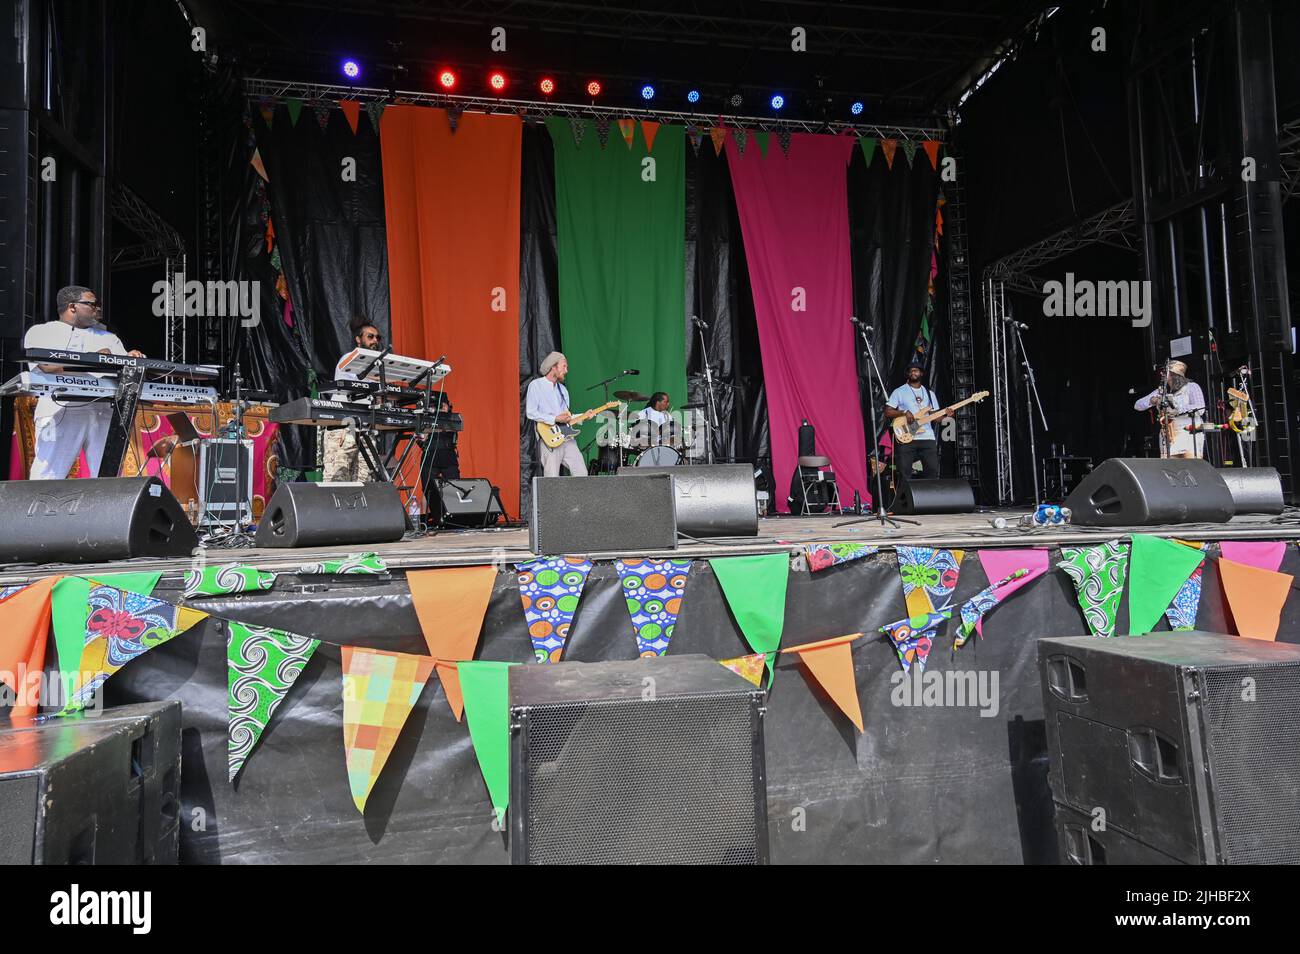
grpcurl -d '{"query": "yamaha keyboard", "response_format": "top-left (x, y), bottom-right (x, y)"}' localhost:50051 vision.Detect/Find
top-left (24, 348), bottom-right (220, 379)
top-left (1, 370), bottom-right (218, 405)
top-left (271, 396), bottom-right (463, 432)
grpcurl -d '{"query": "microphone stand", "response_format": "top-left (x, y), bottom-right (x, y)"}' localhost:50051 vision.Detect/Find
top-left (694, 317), bottom-right (722, 465)
top-left (1012, 322), bottom-right (1047, 504)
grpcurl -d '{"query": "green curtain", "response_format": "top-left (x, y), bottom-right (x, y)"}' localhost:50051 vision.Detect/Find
top-left (545, 118), bottom-right (686, 439)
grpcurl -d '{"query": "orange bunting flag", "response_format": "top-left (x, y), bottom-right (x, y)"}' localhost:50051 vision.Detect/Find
top-left (617, 118), bottom-right (636, 149)
top-left (641, 120), bottom-right (660, 153)
top-left (250, 148), bottom-right (269, 183)
top-left (710, 126), bottom-right (727, 156)
top-left (339, 100), bottom-right (361, 134)
top-left (782, 633), bottom-right (864, 731)
top-left (408, 567), bottom-right (497, 720)
top-left (719, 653), bottom-right (768, 687)
top-left (922, 140), bottom-right (941, 169)
top-left (880, 139), bottom-right (898, 169)
top-left (0, 577), bottom-right (59, 718)
top-left (1219, 558), bottom-right (1293, 642)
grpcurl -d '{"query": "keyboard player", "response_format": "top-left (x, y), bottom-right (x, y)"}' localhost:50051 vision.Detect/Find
top-left (323, 318), bottom-right (381, 482)
top-left (23, 285), bottom-right (148, 479)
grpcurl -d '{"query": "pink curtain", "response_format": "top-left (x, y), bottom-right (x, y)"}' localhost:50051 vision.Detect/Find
top-left (725, 132), bottom-right (868, 511)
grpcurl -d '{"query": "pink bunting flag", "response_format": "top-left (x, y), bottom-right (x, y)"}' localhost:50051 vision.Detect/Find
top-left (1219, 541), bottom-right (1286, 574)
top-left (974, 548), bottom-right (1049, 636)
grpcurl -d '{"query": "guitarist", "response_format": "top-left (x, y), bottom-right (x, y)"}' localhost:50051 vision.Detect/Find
top-left (526, 351), bottom-right (588, 477)
top-left (883, 360), bottom-right (952, 501)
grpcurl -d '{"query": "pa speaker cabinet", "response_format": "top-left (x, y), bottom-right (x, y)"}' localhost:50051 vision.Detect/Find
top-left (0, 477), bottom-right (197, 564)
top-left (509, 656), bottom-right (768, 864)
top-left (1054, 802), bottom-right (1185, 865)
top-left (1039, 631), bottom-right (1300, 864)
top-left (0, 702), bottom-right (182, 864)
top-left (617, 463), bottom-right (758, 537)
top-left (1219, 466), bottom-right (1285, 515)
top-left (530, 475), bottom-right (676, 554)
top-left (1064, 458), bottom-right (1234, 526)
top-left (254, 481), bottom-right (406, 548)
top-left (893, 478), bottom-right (975, 515)
top-left (429, 477), bottom-right (504, 528)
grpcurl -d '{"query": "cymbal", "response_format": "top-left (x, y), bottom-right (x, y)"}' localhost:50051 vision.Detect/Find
top-left (614, 390), bottom-right (650, 401)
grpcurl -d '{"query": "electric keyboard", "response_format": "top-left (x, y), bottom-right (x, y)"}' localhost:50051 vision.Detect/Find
top-left (0, 371), bottom-right (218, 405)
top-left (24, 348), bottom-right (220, 379)
top-left (270, 397), bottom-right (463, 432)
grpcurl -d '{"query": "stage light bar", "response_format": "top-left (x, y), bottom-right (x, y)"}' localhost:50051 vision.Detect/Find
top-left (540, 77), bottom-right (555, 95)
top-left (641, 84), bottom-right (655, 101)
top-left (770, 94), bottom-right (785, 110)
top-left (489, 71), bottom-right (507, 92)
top-left (342, 59), bottom-right (361, 80)
top-left (586, 80), bottom-right (602, 97)
top-left (687, 89), bottom-right (700, 103)
top-left (851, 101), bottom-right (864, 115)
top-left (438, 69), bottom-right (457, 90)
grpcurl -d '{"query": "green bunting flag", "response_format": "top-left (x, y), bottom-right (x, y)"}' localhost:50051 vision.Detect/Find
top-left (754, 130), bottom-right (770, 158)
top-left (859, 136), bottom-right (878, 168)
top-left (709, 553), bottom-right (789, 683)
top-left (1127, 535), bottom-right (1207, 635)
top-left (298, 552), bottom-right (387, 575)
top-left (286, 98), bottom-right (303, 127)
top-left (227, 622), bottom-right (319, 782)
top-left (458, 660), bottom-right (517, 825)
top-left (185, 564), bottom-right (276, 599)
top-left (1058, 542), bottom-right (1130, 638)
top-left (901, 140), bottom-right (917, 167)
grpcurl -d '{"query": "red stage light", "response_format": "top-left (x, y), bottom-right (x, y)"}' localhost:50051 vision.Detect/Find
top-left (489, 71), bottom-right (507, 92)
top-left (438, 69), bottom-right (457, 90)
top-left (586, 80), bottom-right (601, 97)
top-left (539, 77), bottom-right (555, 96)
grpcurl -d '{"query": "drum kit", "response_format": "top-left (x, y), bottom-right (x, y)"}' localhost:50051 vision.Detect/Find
top-left (611, 390), bottom-right (704, 467)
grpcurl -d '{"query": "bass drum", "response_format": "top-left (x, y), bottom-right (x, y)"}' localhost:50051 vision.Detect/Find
top-left (634, 445), bottom-right (681, 467)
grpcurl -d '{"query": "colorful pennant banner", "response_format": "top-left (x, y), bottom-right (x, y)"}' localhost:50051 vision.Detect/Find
top-left (408, 566), bottom-right (497, 720)
top-left (711, 553), bottom-right (789, 682)
top-left (185, 564), bottom-right (276, 599)
top-left (1128, 534), bottom-right (1206, 635)
top-left (458, 660), bottom-right (516, 825)
top-left (227, 621), bottom-right (320, 782)
top-left (782, 633), bottom-right (865, 731)
top-left (515, 556), bottom-right (593, 662)
top-left (1058, 542), bottom-right (1130, 638)
top-left (615, 558), bottom-right (692, 657)
top-left (1219, 558), bottom-right (1293, 641)
top-left (805, 542), bottom-right (879, 573)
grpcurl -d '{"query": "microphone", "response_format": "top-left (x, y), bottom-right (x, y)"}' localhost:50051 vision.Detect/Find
top-left (1002, 318), bottom-right (1029, 330)
top-left (623, 368), bottom-right (640, 376)
top-left (850, 316), bottom-right (874, 332)
top-left (692, 315), bottom-right (709, 329)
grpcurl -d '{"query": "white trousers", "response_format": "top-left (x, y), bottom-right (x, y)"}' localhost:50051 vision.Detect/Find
top-left (29, 405), bottom-right (114, 479)
top-left (540, 438), bottom-right (588, 477)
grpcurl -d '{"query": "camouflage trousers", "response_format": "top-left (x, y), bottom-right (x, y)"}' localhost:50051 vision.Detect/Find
top-left (322, 426), bottom-right (375, 482)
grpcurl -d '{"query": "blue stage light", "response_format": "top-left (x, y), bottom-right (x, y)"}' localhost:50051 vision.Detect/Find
top-left (641, 84), bottom-right (655, 100)
top-left (851, 101), bottom-right (864, 116)
top-left (342, 59), bottom-right (361, 80)
top-left (687, 89), bottom-right (700, 103)
top-left (771, 93), bottom-right (785, 110)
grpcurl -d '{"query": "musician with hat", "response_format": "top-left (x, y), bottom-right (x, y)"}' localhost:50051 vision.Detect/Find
top-left (526, 351), bottom-right (588, 477)
top-left (1134, 359), bottom-right (1206, 459)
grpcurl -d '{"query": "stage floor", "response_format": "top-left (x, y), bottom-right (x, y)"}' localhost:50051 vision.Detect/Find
top-left (3, 507), bottom-right (1299, 584)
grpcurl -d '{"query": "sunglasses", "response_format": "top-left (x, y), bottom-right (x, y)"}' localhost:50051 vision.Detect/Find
top-left (76, 299), bottom-right (102, 309)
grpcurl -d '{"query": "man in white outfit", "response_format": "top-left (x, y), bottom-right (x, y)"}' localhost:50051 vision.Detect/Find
top-left (525, 351), bottom-right (587, 477)
top-left (23, 286), bottom-right (147, 479)
top-left (1133, 359), bottom-right (1206, 459)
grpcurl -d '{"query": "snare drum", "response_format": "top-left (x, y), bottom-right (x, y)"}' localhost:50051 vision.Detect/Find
top-left (634, 445), bottom-right (681, 467)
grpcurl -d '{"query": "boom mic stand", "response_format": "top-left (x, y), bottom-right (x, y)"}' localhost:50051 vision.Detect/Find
top-left (1011, 320), bottom-right (1048, 504)
top-left (693, 315), bottom-right (723, 465)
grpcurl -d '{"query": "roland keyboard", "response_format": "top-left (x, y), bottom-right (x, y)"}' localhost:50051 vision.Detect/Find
top-left (271, 396), bottom-right (463, 432)
top-left (0, 371), bottom-right (218, 405)
top-left (24, 348), bottom-right (220, 379)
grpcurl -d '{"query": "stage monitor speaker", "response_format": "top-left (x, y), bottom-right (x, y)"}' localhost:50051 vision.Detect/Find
top-left (254, 482), bottom-right (407, 548)
top-left (1054, 802), bottom-right (1184, 865)
top-left (893, 478), bottom-right (975, 515)
top-left (0, 477), bottom-right (198, 564)
top-left (509, 656), bottom-right (768, 864)
top-left (0, 702), bottom-right (181, 864)
top-left (530, 475), bottom-right (676, 554)
top-left (1063, 457), bottom-right (1234, 526)
top-left (616, 464), bottom-right (758, 537)
top-left (1219, 466), bottom-right (1285, 515)
top-left (429, 478), bottom-right (504, 528)
top-left (1039, 632), bottom-right (1300, 864)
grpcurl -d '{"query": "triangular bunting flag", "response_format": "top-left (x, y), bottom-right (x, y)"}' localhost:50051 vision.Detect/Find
top-left (340, 646), bottom-right (435, 812)
top-left (922, 139), bottom-right (940, 169)
top-left (313, 103), bottom-right (331, 132)
top-left (408, 566), bottom-right (496, 720)
top-left (754, 130), bottom-right (770, 158)
top-left (0, 576), bottom-right (58, 717)
top-left (1166, 556), bottom-right (1206, 631)
top-left (364, 101), bottom-right (384, 133)
top-left (515, 556), bottom-right (593, 662)
top-left (227, 622), bottom-right (319, 782)
top-left (614, 559), bottom-right (692, 656)
top-left (897, 546), bottom-right (965, 617)
top-left (1128, 534), bottom-right (1208, 634)
top-left (641, 120), bottom-right (660, 153)
top-left (298, 552), bottom-right (386, 575)
top-left (617, 118), bottom-right (636, 149)
top-left (1058, 542), bottom-right (1130, 638)
top-left (859, 136), bottom-right (877, 167)
top-left (880, 138), bottom-right (898, 169)
top-left (447, 106), bottom-right (463, 134)
top-left (901, 140), bottom-right (917, 167)
top-left (250, 148), bottom-right (269, 182)
top-left (458, 660), bottom-right (516, 825)
top-left (974, 548), bottom-right (1048, 637)
top-left (710, 554), bottom-right (789, 682)
top-left (776, 127), bottom-right (792, 156)
top-left (710, 126), bottom-right (727, 156)
top-left (1219, 541), bottom-right (1286, 573)
top-left (185, 564), bottom-right (276, 599)
top-left (594, 116), bottom-right (610, 148)
top-left (286, 98), bottom-right (303, 127)
top-left (956, 569), bottom-right (1029, 648)
top-left (339, 100), bottom-right (361, 134)
top-left (686, 125), bottom-right (703, 156)
top-left (719, 653), bottom-right (769, 687)
top-left (569, 116), bottom-right (587, 149)
top-left (782, 634), bottom-right (864, 731)
top-left (880, 610), bottom-right (951, 674)
top-left (734, 127), bottom-right (748, 155)
top-left (1219, 558), bottom-right (1293, 641)
top-left (259, 102), bottom-right (275, 128)
top-left (805, 542), bottom-right (879, 573)
top-left (52, 572), bottom-right (163, 694)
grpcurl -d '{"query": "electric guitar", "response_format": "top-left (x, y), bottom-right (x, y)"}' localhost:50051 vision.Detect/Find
top-left (535, 401), bottom-right (621, 449)
top-left (891, 390), bottom-right (989, 444)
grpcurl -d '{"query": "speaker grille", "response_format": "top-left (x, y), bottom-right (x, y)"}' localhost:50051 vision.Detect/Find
top-left (1202, 665), bottom-right (1300, 863)
top-left (520, 694), bottom-right (761, 864)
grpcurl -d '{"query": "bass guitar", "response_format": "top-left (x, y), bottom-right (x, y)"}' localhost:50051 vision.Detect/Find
top-left (535, 401), bottom-right (621, 449)
top-left (891, 390), bottom-right (989, 444)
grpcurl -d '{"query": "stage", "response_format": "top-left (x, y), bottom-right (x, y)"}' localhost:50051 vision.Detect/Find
top-left (4, 509), bottom-right (1299, 864)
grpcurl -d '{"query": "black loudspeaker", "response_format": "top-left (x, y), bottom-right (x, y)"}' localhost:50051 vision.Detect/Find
top-left (1063, 457), bottom-right (1234, 526)
top-left (1054, 803), bottom-right (1185, 865)
top-left (1039, 632), bottom-right (1300, 864)
top-left (1219, 466), bottom-right (1285, 515)
top-left (530, 475), bottom-right (676, 554)
top-left (617, 464), bottom-right (758, 537)
top-left (0, 702), bottom-right (181, 864)
top-left (0, 477), bottom-right (198, 564)
top-left (254, 482), bottom-right (407, 548)
top-left (509, 656), bottom-right (768, 864)
top-left (893, 478), bottom-right (975, 515)
top-left (429, 478), bottom-right (504, 528)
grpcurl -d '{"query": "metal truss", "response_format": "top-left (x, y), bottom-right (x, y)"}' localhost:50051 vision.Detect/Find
top-left (1280, 116), bottom-right (1300, 202)
top-left (108, 183), bottom-right (185, 269)
top-left (983, 199), bottom-right (1137, 286)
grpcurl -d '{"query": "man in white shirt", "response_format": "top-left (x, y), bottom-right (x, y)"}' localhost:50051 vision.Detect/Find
top-left (883, 360), bottom-right (952, 502)
top-left (23, 286), bottom-right (147, 479)
top-left (525, 351), bottom-right (587, 477)
top-left (638, 392), bottom-right (671, 427)
top-left (1133, 359), bottom-right (1206, 459)
top-left (323, 319), bottom-right (381, 482)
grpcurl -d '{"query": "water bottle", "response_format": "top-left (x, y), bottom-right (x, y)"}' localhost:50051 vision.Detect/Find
top-left (407, 494), bottom-right (422, 529)
top-left (990, 505), bottom-right (1071, 530)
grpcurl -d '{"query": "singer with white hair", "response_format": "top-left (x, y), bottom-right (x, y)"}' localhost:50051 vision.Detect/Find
top-left (1134, 359), bottom-right (1206, 459)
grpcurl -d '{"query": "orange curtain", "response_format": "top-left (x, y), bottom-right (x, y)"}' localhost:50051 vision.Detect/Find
top-left (381, 107), bottom-right (522, 515)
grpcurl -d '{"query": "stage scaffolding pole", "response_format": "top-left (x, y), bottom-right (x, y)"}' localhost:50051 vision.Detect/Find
top-left (986, 277), bottom-right (1013, 505)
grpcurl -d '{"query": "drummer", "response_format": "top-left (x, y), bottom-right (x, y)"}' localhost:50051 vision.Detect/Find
top-left (638, 392), bottom-right (672, 426)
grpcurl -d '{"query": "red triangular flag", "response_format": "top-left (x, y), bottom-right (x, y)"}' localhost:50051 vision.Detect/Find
top-left (339, 100), bottom-right (361, 134)
top-left (922, 140), bottom-right (941, 169)
top-left (710, 127), bottom-right (727, 156)
top-left (880, 139), bottom-right (898, 169)
top-left (641, 120), bottom-right (660, 153)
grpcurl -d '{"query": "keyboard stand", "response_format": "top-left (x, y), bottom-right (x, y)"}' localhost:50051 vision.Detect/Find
top-left (99, 364), bottom-right (145, 477)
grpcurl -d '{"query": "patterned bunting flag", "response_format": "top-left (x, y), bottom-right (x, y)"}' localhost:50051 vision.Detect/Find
top-left (62, 586), bottom-right (208, 713)
top-left (1166, 564), bottom-right (1204, 631)
top-left (341, 646), bottom-right (435, 813)
top-left (641, 120), bottom-right (660, 153)
top-left (859, 136), bottom-right (877, 167)
top-left (298, 552), bottom-right (387, 575)
top-left (1058, 542), bottom-right (1130, 638)
top-left (185, 564), bottom-right (277, 599)
top-left (880, 610), bottom-right (951, 674)
top-left (896, 546), bottom-right (964, 617)
top-left (922, 139), bottom-right (940, 169)
top-left (0, 585), bottom-right (26, 601)
top-left (805, 542), bottom-right (879, 573)
top-left (615, 559), bottom-right (692, 656)
top-left (880, 138), bottom-right (898, 169)
top-left (710, 126), bottom-right (727, 156)
top-left (616, 118), bottom-right (636, 148)
top-left (227, 622), bottom-right (319, 782)
top-left (734, 127), bottom-right (748, 155)
top-left (594, 116), bottom-right (610, 148)
top-left (754, 130), bottom-right (770, 158)
top-left (313, 103), bottom-right (331, 132)
top-left (364, 101), bottom-right (384, 133)
top-left (955, 569), bottom-right (1028, 648)
top-left (686, 125), bottom-right (703, 155)
top-left (569, 116), bottom-right (587, 149)
top-left (776, 127), bottom-right (792, 156)
top-left (901, 140), bottom-right (917, 167)
top-left (285, 98), bottom-right (304, 127)
top-left (719, 653), bottom-right (769, 687)
top-left (515, 556), bottom-right (593, 662)
top-left (448, 105), bottom-right (465, 134)
top-left (339, 100), bottom-right (361, 134)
